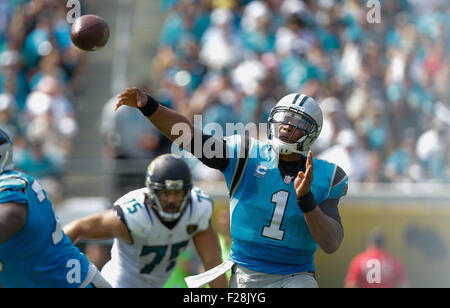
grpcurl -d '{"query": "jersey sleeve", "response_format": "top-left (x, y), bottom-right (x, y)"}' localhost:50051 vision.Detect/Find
top-left (114, 197), bottom-right (150, 240)
top-left (221, 134), bottom-right (242, 183)
top-left (190, 187), bottom-right (214, 234)
top-left (0, 177), bottom-right (28, 205)
top-left (221, 135), bottom-right (251, 197)
top-left (328, 165), bottom-right (349, 199)
top-left (193, 133), bottom-right (230, 171)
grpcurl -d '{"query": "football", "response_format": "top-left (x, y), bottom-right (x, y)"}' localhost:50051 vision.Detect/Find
top-left (70, 15), bottom-right (110, 51)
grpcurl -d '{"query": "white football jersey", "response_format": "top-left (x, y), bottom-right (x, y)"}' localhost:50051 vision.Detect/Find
top-left (101, 186), bottom-right (213, 288)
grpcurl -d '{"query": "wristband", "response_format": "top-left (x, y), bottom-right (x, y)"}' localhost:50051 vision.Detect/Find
top-left (138, 93), bottom-right (160, 117)
top-left (296, 191), bottom-right (317, 213)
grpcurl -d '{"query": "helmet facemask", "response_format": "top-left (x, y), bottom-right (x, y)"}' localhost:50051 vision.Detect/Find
top-left (144, 154), bottom-right (193, 223)
top-left (146, 178), bottom-right (192, 222)
top-left (268, 107), bottom-right (320, 155)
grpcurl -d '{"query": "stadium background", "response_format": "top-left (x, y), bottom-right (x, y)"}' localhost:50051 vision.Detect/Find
top-left (0, 0), bottom-right (449, 287)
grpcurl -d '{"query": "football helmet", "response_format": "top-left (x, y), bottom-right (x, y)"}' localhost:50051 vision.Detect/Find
top-left (268, 93), bottom-right (323, 155)
top-left (0, 128), bottom-right (13, 173)
top-left (145, 154), bottom-right (192, 222)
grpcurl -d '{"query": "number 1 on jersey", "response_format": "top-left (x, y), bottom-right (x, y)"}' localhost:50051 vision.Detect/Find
top-left (262, 190), bottom-right (289, 241)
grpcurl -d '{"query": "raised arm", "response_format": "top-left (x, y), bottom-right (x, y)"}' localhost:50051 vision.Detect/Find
top-left (294, 152), bottom-right (344, 254)
top-left (63, 209), bottom-right (132, 244)
top-left (115, 87), bottom-right (194, 146)
top-left (0, 202), bottom-right (27, 243)
top-left (114, 87), bottom-right (230, 171)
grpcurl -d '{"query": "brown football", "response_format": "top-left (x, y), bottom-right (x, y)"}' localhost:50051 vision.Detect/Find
top-left (70, 15), bottom-right (110, 51)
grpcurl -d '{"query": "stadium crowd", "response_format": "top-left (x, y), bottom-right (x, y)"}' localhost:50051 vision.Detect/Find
top-left (151, 0), bottom-right (449, 184)
top-left (0, 0), bottom-right (448, 194)
top-left (0, 0), bottom-right (85, 198)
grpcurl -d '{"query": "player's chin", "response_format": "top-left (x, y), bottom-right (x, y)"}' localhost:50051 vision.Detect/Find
top-left (278, 135), bottom-right (293, 143)
top-left (164, 208), bottom-right (179, 213)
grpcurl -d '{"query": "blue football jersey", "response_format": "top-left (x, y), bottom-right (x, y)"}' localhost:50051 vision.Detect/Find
top-left (222, 135), bottom-right (348, 274)
top-left (0, 170), bottom-right (91, 288)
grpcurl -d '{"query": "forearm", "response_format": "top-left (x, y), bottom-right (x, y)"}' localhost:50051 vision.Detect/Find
top-left (63, 220), bottom-right (83, 243)
top-left (145, 103), bottom-right (194, 146)
top-left (63, 213), bottom-right (117, 244)
top-left (194, 227), bottom-right (228, 288)
top-left (204, 255), bottom-right (228, 288)
top-left (64, 219), bottom-right (112, 243)
top-left (304, 207), bottom-right (343, 254)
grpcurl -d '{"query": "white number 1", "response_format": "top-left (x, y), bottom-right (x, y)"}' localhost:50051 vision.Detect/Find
top-left (262, 191), bottom-right (289, 241)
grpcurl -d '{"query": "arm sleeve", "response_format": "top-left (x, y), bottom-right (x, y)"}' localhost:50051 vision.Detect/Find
top-left (320, 166), bottom-right (348, 228)
top-left (319, 198), bottom-right (342, 228)
top-left (189, 133), bottom-right (230, 172)
top-left (328, 166), bottom-right (349, 199)
top-left (114, 205), bottom-right (134, 244)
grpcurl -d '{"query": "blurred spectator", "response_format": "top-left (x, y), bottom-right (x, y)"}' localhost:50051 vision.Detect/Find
top-left (315, 96), bottom-right (350, 152)
top-left (0, 0), bottom-right (87, 193)
top-left (0, 93), bottom-right (19, 139)
top-left (100, 83), bottom-right (171, 196)
top-left (200, 7), bottom-right (240, 71)
top-left (14, 138), bottom-right (58, 179)
top-left (384, 129), bottom-right (422, 183)
top-left (318, 128), bottom-right (370, 183)
top-left (416, 118), bottom-right (449, 182)
top-left (345, 229), bottom-right (409, 288)
top-left (152, 0), bottom-right (450, 185)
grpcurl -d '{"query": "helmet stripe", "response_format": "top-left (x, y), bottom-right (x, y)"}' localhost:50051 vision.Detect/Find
top-left (299, 95), bottom-right (309, 107)
top-left (291, 94), bottom-right (301, 106)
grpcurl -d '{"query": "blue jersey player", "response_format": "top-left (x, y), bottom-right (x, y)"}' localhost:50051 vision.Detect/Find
top-left (0, 128), bottom-right (111, 288)
top-left (115, 88), bottom-right (348, 288)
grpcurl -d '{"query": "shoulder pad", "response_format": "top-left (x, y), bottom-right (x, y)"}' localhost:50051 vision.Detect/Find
top-left (114, 188), bottom-right (150, 238)
top-left (189, 187), bottom-right (214, 233)
top-left (329, 166), bottom-right (349, 199)
top-left (0, 176), bottom-right (28, 193)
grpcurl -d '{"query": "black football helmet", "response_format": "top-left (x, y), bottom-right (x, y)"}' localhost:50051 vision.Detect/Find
top-left (145, 154), bottom-right (193, 221)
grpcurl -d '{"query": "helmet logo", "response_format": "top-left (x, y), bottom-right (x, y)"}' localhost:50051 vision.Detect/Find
top-left (165, 180), bottom-right (183, 189)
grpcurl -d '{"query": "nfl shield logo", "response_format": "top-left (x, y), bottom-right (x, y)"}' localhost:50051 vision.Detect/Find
top-left (284, 175), bottom-right (294, 184)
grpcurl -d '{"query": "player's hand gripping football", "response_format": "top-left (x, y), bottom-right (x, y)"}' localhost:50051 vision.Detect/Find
top-left (294, 151), bottom-right (314, 198)
top-left (114, 87), bottom-right (148, 111)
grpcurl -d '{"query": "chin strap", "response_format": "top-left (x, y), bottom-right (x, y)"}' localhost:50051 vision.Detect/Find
top-left (270, 137), bottom-right (307, 155)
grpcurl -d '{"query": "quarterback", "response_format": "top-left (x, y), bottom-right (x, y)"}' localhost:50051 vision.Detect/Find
top-left (114, 88), bottom-right (348, 288)
top-left (64, 154), bottom-right (226, 288)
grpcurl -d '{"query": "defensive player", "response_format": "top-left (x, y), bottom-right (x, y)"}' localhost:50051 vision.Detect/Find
top-left (0, 128), bottom-right (110, 288)
top-left (114, 88), bottom-right (348, 288)
top-left (63, 154), bottom-right (227, 288)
